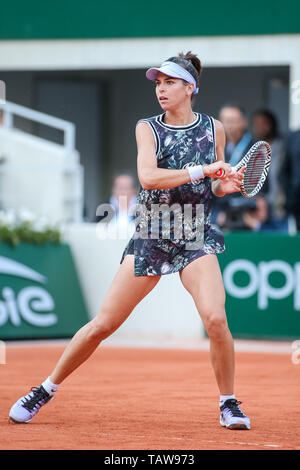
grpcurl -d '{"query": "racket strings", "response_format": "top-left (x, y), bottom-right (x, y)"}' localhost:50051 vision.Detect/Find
top-left (242, 148), bottom-right (269, 196)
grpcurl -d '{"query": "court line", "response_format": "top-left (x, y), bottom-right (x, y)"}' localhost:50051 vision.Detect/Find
top-left (3, 337), bottom-right (293, 354)
top-left (103, 337), bottom-right (293, 354)
top-left (98, 432), bottom-right (286, 449)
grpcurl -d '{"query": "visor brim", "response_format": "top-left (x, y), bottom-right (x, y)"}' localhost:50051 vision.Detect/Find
top-left (146, 66), bottom-right (183, 81)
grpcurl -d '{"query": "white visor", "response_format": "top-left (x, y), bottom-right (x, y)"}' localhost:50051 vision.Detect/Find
top-left (146, 61), bottom-right (199, 94)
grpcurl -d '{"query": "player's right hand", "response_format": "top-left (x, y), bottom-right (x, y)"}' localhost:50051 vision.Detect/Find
top-left (203, 161), bottom-right (232, 179)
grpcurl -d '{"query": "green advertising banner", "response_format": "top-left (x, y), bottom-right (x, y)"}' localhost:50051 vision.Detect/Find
top-left (0, 0), bottom-right (299, 39)
top-left (0, 243), bottom-right (90, 340)
top-left (218, 233), bottom-right (300, 340)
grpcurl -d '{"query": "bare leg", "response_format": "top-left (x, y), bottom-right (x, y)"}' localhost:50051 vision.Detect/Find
top-left (179, 254), bottom-right (234, 395)
top-left (50, 255), bottom-right (160, 384)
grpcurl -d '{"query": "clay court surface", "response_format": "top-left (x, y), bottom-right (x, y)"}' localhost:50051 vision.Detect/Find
top-left (1, 341), bottom-right (299, 450)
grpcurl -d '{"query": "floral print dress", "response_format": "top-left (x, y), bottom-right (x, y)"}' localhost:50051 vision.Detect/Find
top-left (120, 112), bottom-right (225, 276)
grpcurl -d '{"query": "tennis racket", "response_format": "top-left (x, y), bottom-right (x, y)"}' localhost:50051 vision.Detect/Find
top-left (215, 140), bottom-right (271, 198)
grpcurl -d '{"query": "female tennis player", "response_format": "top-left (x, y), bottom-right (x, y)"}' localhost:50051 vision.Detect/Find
top-left (9, 52), bottom-right (250, 430)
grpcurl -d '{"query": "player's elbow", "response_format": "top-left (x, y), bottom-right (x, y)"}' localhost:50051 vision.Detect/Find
top-left (139, 170), bottom-right (156, 190)
top-left (140, 179), bottom-right (153, 190)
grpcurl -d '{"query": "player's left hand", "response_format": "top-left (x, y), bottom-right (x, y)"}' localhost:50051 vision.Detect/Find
top-left (218, 166), bottom-right (245, 194)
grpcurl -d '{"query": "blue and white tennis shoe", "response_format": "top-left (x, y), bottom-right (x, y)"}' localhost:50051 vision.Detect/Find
top-left (220, 399), bottom-right (251, 430)
top-left (9, 385), bottom-right (54, 423)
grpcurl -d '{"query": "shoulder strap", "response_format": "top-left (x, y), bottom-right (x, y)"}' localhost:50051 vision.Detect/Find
top-left (136, 117), bottom-right (160, 156)
top-left (207, 115), bottom-right (217, 162)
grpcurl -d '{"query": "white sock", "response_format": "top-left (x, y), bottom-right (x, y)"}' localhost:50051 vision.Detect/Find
top-left (41, 377), bottom-right (60, 396)
top-left (219, 394), bottom-right (236, 407)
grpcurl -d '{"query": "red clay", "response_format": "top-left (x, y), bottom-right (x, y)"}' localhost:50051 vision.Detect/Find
top-left (1, 344), bottom-right (299, 450)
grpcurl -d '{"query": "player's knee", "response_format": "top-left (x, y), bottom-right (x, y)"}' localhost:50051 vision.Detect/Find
top-left (88, 315), bottom-right (116, 342)
top-left (204, 312), bottom-right (228, 340)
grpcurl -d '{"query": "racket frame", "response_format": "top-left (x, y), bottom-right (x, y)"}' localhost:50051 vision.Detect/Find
top-left (236, 140), bottom-right (271, 198)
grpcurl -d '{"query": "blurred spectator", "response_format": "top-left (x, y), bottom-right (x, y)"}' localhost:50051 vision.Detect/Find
top-left (95, 171), bottom-right (138, 224)
top-left (213, 197), bottom-right (256, 231)
top-left (242, 196), bottom-right (288, 232)
top-left (252, 109), bottom-right (286, 218)
top-left (213, 103), bottom-right (254, 226)
top-left (219, 103), bottom-right (253, 165)
top-left (110, 171), bottom-right (138, 222)
top-left (281, 129), bottom-right (300, 231)
top-left (215, 195), bottom-right (288, 232)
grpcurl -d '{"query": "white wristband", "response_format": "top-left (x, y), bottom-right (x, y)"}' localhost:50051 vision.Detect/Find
top-left (187, 165), bottom-right (204, 182)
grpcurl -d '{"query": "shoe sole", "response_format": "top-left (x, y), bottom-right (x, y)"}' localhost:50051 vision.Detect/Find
top-left (9, 415), bottom-right (32, 424)
top-left (220, 419), bottom-right (250, 430)
top-left (225, 423), bottom-right (250, 430)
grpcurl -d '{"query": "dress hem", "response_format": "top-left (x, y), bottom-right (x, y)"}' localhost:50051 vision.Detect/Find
top-left (131, 247), bottom-right (226, 277)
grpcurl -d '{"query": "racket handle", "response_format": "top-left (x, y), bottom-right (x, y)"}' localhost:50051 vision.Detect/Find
top-left (215, 169), bottom-right (225, 178)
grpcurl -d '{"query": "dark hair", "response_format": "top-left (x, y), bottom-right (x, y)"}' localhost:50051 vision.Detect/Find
top-left (167, 51), bottom-right (202, 89)
top-left (252, 109), bottom-right (279, 139)
top-left (220, 102), bottom-right (246, 117)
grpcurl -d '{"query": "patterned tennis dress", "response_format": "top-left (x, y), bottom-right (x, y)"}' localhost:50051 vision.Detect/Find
top-left (120, 112), bottom-right (225, 276)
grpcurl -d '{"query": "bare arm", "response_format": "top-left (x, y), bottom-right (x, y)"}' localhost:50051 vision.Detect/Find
top-left (136, 121), bottom-right (231, 190)
top-left (212, 120), bottom-right (227, 197)
top-left (212, 119), bottom-right (244, 197)
top-left (137, 122), bottom-right (190, 190)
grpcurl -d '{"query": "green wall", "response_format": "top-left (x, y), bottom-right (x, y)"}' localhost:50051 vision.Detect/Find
top-left (218, 233), bottom-right (300, 340)
top-left (0, 243), bottom-right (89, 340)
top-left (0, 0), bottom-right (299, 40)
